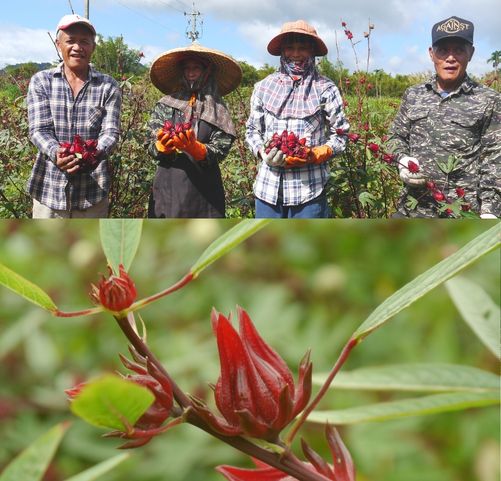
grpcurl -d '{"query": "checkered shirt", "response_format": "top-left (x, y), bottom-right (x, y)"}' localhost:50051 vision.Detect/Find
top-left (26, 64), bottom-right (121, 211)
top-left (246, 72), bottom-right (349, 206)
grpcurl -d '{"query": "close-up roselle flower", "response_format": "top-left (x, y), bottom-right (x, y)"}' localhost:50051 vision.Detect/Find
top-left (90, 264), bottom-right (137, 312)
top-left (194, 307), bottom-right (312, 441)
top-left (217, 425), bottom-right (355, 481)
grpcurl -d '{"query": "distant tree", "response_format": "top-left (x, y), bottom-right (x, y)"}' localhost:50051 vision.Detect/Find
top-left (317, 58), bottom-right (349, 85)
top-left (4, 62), bottom-right (40, 79)
top-left (256, 64), bottom-right (276, 81)
top-left (487, 50), bottom-right (500, 72)
top-left (92, 35), bottom-right (147, 79)
top-left (238, 61), bottom-right (259, 87)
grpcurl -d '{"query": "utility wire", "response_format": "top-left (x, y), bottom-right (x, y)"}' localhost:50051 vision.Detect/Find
top-left (113, 0), bottom-right (176, 31)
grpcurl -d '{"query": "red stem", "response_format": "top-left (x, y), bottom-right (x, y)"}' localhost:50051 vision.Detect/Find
top-left (285, 337), bottom-right (359, 445)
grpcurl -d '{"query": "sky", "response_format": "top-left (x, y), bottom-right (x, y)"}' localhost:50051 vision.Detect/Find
top-left (0, 0), bottom-right (499, 76)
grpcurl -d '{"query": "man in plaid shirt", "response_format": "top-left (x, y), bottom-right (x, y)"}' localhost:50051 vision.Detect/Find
top-left (27, 14), bottom-right (121, 218)
top-left (246, 20), bottom-right (349, 218)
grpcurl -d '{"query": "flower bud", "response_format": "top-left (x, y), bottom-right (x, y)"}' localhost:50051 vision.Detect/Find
top-left (195, 307), bottom-right (312, 441)
top-left (91, 264), bottom-right (137, 312)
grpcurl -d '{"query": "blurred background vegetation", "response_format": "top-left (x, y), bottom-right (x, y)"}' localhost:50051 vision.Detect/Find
top-left (0, 220), bottom-right (499, 481)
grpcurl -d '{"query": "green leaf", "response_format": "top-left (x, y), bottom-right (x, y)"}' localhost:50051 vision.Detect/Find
top-left (307, 391), bottom-right (500, 425)
top-left (446, 276), bottom-right (500, 358)
top-left (313, 363), bottom-right (499, 393)
top-left (65, 454), bottom-right (130, 481)
top-left (0, 262), bottom-right (57, 312)
top-left (352, 224), bottom-right (500, 341)
top-left (0, 423), bottom-right (67, 481)
top-left (70, 375), bottom-right (154, 431)
top-left (190, 220), bottom-right (270, 278)
top-left (99, 220), bottom-right (143, 273)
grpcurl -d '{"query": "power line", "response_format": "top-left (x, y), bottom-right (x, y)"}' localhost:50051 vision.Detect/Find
top-left (113, 0), bottom-right (177, 31)
top-left (184, 2), bottom-right (203, 42)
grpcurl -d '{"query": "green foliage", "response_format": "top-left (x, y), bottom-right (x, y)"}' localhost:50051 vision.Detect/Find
top-left (92, 35), bottom-right (147, 79)
top-left (99, 219), bottom-right (143, 273)
top-left (70, 376), bottom-right (154, 431)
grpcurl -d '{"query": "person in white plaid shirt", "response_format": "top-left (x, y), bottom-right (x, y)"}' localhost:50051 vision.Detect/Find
top-left (246, 20), bottom-right (349, 218)
top-left (26, 14), bottom-right (121, 218)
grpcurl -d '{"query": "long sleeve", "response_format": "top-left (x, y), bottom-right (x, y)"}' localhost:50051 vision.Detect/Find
top-left (27, 74), bottom-right (60, 162)
top-left (478, 94), bottom-right (501, 216)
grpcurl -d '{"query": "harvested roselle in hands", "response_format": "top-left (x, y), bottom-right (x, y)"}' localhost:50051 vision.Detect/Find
top-left (160, 120), bottom-right (192, 139)
top-left (60, 135), bottom-right (99, 172)
top-left (265, 130), bottom-right (309, 159)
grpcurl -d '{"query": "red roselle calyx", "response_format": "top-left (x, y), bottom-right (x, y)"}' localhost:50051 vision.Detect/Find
top-left (91, 264), bottom-right (137, 312)
top-left (60, 135), bottom-right (99, 172)
top-left (160, 120), bottom-right (192, 139)
top-left (265, 130), bottom-right (309, 159)
top-left (217, 425), bottom-right (355, 481)
top-left (194, 307), bottom-right (312, 441)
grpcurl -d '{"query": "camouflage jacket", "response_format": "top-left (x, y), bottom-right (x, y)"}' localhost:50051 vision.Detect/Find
top-left (388, 75), bottom-right (500, 217)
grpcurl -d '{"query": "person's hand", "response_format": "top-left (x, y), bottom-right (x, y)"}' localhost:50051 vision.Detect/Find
top-left (55, 148), bottom-right (80, 174)
top-left (171, 129), bottom-right (207, 161)
top-left (260, 141), bottom-right (286, 167)
top-left (285, 153), bottom-right (309, 168)
top-left (308, 145), bottom-right (333, 165)
top-left (480, 213), bottom-right (497, 219)
top-left (398, 156), bottom-right (427, 186)
top-left (155, 128), bottom-right (176, 154)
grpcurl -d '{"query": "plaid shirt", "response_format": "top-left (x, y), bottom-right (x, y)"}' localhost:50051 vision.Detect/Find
top-left (246, 72), bottom-right (349, 206)
top-left (26, 64), bottom-right (121, 211)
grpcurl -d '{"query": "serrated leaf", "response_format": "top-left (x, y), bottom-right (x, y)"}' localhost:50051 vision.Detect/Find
top-left (99, 220), bottom-right (143, 274)
top-left (70, 375), bottom-right (154, 431)
top-left (353, 224), bottom-right (500, 341)
top-left (307, 391), bottom-right (500, 425)
top-left (0, 262), bottom-right (57, 312)
top-left (446, 276), bottom-right (500, 358)
top-left (0, 423), bottom-right (67, 481)
top-left (190, 220), bottom-right (269, 278)
top-left (65, 454), bottom-right (130, 481)
top-left (313, 363), bottom-right (499, 393)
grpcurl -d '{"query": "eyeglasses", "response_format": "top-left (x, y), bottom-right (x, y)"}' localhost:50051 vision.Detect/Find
top-left (433, 45), bottom-right (471, 59)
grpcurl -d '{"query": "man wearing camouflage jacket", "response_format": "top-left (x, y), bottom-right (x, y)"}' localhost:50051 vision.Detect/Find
top-left (388, 16), bottom-right (500, 218)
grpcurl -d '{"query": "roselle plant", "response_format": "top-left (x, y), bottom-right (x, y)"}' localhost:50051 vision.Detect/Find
top-left (0, 220), bottom-right (499, 481)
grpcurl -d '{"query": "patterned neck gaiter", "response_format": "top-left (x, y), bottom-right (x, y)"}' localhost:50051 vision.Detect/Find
top-left (280, 55), bottom-right (315, 78)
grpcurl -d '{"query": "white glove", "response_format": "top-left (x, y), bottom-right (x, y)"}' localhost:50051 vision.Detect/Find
top-left (259, 142), bottom-right (286, 168)
top-left (398, 156), bottom-right (427, 186)
top-left (480, 213), bottom-right (498, 219)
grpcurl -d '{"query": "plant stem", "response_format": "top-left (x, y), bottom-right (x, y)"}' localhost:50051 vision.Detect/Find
top-left (115, 313), bottom-right (193, 408)
top-left (128, 272), bottom-right (194, 312)
top-left (285, 337), bottom-right (359, 445)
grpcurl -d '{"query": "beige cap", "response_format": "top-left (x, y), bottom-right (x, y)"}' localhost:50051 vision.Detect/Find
top-left (267, 20), bottom-right (328, 56)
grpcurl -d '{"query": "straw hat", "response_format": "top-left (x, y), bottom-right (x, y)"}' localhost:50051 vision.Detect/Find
top-left (267, 20), bottom-right (328, 56)
top-left (150, 43), bottom-right (242, 96)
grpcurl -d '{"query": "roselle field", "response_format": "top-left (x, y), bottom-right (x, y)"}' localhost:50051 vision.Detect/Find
top-left (0, 43), bottom-right (499, 218)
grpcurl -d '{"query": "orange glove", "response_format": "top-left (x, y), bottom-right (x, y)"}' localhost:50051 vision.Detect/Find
top-left (171, 129), bottom-right (207, 161)
top-left (285, 150), bottom-right (310, 168)
top-left (155, 128), bottom-right (176, 154)
top-left (308, 145), bottom-right (333, 164)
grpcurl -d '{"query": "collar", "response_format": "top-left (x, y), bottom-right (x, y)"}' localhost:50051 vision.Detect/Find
top-left (426, 73), bottom-right (476, 95)
top-left (54, 62), bottom-right (96, 81)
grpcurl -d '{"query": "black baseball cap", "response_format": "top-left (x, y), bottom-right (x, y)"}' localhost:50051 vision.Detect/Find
top-left (431, 16), bottom-right (474, 45)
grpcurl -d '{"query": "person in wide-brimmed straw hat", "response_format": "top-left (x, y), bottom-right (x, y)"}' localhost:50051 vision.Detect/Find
top-left (246, 20), bottom-right (350, 218)
top-left (147, 43), bottom-right (242, 218)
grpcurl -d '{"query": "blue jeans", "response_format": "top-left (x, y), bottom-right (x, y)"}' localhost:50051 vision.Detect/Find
top-left (255, 192), bottom-right (330, 218)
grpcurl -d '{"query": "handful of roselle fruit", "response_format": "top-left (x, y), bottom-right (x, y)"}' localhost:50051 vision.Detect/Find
top-left (265, 130), bottom-right (309, 159)
top-left (159, 120), bottom-right (192, 140)
top-left (60, 135), bottom-right (99, 173)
